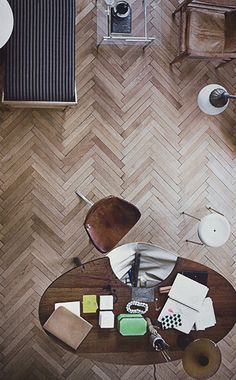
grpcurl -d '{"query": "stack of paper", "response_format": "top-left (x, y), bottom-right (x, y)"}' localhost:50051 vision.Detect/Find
top-left (195, 297), bottom-right (216, 330)
top-left (100, 295), bottom-right (113, 310)
top-left (55, 301), bottom-right (80, 316)
top-left (99, 311), bottom-right (115, 328)
top-left (158, 274), bottom-right (215, 334)
top-left (82, 295), bottom-right (98, 313)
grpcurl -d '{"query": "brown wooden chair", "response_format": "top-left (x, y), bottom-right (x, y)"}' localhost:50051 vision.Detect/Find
top-left (75, 192), bottom-right (141, 253)
top-left (171, 0), bottom-right (236, 66)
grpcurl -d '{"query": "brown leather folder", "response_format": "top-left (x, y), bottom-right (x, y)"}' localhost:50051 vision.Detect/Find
top-left (43, 306), bottom-right (93, 350)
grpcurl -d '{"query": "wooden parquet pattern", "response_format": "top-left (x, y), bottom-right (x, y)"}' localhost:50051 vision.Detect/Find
top-left (1, 0), bottom-right (236, 379)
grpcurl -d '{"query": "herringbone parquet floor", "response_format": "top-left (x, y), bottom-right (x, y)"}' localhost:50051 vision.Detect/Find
top-left (1, 0), bottom-right (236, 379)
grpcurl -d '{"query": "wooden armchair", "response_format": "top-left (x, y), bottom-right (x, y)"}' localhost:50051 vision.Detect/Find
top-left (171, 0), bottom-right (236, 66)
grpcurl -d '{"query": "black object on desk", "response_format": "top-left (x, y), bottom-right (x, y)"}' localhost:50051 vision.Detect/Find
top-left (132, 252), bottom-right (141, 287)
top-left (182, 271), bottom-right (208, 286)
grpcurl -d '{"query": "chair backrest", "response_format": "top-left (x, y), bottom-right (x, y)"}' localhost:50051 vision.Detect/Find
top-left (84, 196), bottom-right (141, 253)
top-left (225, 10), bottom-right (236, 52)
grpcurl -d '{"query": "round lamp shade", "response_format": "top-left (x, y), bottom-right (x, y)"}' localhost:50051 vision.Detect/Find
top-left (197, 84), bottom-right (229, 115)
top-left (182, 338), bottom-right (221, 379)
top-left (0, 0), bottom-right (14, 48)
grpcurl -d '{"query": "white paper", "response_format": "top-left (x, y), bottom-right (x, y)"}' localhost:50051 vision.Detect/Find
top-left (168, 273), bottom-right (209, 311)
top-left (195, 297), bottom-right (216, 330)
top-left (55, 301), bottom-right (80, 316)
top-left (99, 311), bottom-right (114, 328)
top-left (100, 295), bottom-right (113, 310)
top-left (158, 298), bottom-right (199, 334)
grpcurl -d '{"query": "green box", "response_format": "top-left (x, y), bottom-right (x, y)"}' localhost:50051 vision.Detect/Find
top-left (117, 314), bottom-right (147, 336)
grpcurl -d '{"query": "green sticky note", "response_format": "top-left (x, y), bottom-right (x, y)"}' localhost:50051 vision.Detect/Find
top-left (83, 295), bottom-right (98, 313)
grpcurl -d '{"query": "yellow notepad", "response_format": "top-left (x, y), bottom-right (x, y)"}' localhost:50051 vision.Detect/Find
top-left (83, 295), bottom-right (98, 313)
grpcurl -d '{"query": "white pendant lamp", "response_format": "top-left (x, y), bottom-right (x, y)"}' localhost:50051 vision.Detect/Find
top-left (197, 84), bottom-right (236, 115)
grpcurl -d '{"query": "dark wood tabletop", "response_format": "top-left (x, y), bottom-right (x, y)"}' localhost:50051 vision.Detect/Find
top-left (38, 256), bottom-right (236, 365)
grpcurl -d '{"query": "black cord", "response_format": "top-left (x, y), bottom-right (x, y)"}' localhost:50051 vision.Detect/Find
top-left (153, 364), bottom-right (157, 380)
top-left (102, 284), bottom-right (118, 303)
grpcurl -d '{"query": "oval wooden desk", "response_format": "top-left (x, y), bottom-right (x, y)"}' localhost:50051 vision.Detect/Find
top-left (39, 257), bottom-right (236, 365)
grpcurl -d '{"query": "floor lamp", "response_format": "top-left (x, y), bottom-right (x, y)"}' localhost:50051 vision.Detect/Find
top-left (198, 84), bottom-right (236, 115)
top-left (182, 338), bottom-right (221, 379)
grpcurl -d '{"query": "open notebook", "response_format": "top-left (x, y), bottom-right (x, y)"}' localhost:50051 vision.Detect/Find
top-left (158, 273), bottom-right (209, 333)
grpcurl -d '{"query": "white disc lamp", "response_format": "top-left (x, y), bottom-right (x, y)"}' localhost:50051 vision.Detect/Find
top-left (197, 84), bottom-right (236, 115)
